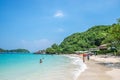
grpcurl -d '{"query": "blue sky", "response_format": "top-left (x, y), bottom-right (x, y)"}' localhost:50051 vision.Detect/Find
top-left (0, 0), bottom-right (120, 52)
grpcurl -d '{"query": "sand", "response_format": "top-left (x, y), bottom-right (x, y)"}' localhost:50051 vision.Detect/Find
top-left (77, 55), bottom-right (120, 80)
top-left (90, 55), bottom-right (120, 63)
top-left (107, 68), bottom-right (120, 80)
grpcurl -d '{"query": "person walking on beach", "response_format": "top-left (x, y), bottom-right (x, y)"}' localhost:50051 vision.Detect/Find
top-left (87, 54), bottom-right (90, 61)
top-left (83, 53), bottom-right (86, 62)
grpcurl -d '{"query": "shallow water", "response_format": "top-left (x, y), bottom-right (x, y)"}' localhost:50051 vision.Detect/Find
top-left (0, 53), bottom-right (86, 80)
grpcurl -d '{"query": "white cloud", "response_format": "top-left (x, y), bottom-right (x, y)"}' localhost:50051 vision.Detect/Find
top-left (21, 39), bottom-right (53, 52)
top-left (54, 10), bottom-right (64, 18)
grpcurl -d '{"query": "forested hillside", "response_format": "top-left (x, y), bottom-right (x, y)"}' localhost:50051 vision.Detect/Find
top-left (59, 25), bottom-right (111, 53)
top-left (46, 19), bottom-right (120, 55)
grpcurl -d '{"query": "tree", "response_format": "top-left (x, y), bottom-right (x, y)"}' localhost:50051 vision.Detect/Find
top-left (109, 24), bottom-right (120, 44)
top-left (109, 23), bottom-right (120, 55)
top-left (46, 48), bottom-right (55, 54)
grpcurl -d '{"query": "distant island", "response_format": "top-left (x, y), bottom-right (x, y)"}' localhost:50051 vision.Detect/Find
top-left (0, 48), bottom-right (30, 53)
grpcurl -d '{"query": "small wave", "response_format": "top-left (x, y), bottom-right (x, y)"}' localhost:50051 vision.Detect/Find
top-left (65, 55), bottom-right (87, 80)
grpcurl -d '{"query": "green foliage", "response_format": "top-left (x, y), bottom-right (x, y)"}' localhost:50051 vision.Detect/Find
top-left (46, 25), bottom-right (111, 54)
top-left (59, 25), bottom-right (110, 53)
top-left (46, 43), bottom-right (62, 54)
top-left (46, 19), bottom-right (120, 55)
top-left (46, 48), bottom-right (55, 54)
top-left (109, 24), bottom-right (120, 43)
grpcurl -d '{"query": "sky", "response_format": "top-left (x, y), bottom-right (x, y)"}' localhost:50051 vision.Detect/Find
top-left (0, 0), bottom-right (120, 52)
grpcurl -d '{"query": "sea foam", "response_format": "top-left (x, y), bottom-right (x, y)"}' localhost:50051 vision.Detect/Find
top-left (65, 55), bottom-right (87, 80)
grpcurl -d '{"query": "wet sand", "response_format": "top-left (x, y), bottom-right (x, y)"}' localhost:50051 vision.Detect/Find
top-left (77, 55), bottom-right (120, 80)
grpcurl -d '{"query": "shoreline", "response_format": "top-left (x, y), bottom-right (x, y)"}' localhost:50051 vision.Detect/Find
top-left (76, 54), bottom-right (120, 80)
top-left (64, 54), bottom-right (87, 80)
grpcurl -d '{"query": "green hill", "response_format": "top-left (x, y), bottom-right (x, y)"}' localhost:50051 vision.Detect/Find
top-left (59, 25), bottom-right (111, 53)
top-left (46, 19), bottom-right (120, 55)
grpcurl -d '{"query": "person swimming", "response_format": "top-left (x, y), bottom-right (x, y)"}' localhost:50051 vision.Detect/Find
top-left (40, 59), bottom-right (42, 63)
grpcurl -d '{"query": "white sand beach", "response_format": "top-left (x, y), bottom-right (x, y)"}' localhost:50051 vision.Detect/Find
top-left (76, 55), bottom-right (120, 80)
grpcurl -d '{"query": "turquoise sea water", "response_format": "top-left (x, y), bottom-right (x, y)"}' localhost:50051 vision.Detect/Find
top-left (0, 53), bottom-right (86, 80)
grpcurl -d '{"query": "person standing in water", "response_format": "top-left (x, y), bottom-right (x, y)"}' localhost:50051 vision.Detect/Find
top-left (40, 59), bottom-right (42, 63)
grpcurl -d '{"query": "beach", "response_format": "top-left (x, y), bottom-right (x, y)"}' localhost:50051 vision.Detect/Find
top-left (77, 55), bottom-right (120, 80)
